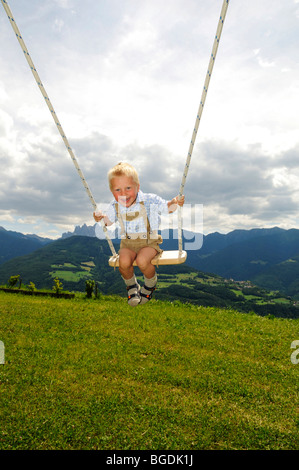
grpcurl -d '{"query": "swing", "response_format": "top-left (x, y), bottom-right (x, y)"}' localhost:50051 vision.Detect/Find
top-left (1, 0), bottom-right (229, 267)
top-left (109, 250), bottom-right (187, 267)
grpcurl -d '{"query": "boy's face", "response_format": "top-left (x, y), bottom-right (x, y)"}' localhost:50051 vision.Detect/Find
top-left (110, 175), bottom-right (140, 207)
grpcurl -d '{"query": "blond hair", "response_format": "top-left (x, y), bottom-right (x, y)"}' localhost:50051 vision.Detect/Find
top-left (108, 162), bottom-right (139, 190)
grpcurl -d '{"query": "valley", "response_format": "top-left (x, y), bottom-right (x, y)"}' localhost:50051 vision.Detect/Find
top-left (1, 225), bottom-right (299, 318)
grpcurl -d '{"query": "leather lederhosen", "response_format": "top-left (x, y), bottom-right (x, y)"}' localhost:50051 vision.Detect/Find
top-left (115, 201), bottom-right (163, 254)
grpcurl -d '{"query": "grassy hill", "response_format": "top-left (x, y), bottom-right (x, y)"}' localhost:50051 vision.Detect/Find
top-left (0, 291), bottom-right (297, 450)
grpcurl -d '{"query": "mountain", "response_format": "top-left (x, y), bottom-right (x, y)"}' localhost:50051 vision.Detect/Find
top-left (61, 223), bottom-right (97, 238)
top-left (0, 234), bottom-right (298, 318)
top-left (252, 253), bottom-right (299, 297)
top-left (0, 226), bottom-right (52, 266)
top-left (199, 227), bottom-right (285, 254)
top-left (0, 236), bottom-right (115, 292)
top-left (2, 224), bottom-right (299, 299)
top-left (186, 227), bottom-right (299, 297)
top-left (0, 235), bottom-right (193, 295)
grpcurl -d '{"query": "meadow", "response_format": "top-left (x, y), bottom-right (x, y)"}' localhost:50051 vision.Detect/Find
top-left (0, 290), bottom-right (298, 450)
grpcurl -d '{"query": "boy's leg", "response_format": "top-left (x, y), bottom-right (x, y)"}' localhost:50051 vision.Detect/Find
top-left (135, 246), bottom-right (157, 279)
top-left (119, 248), bottom-right (140, 306)
top-left (118, 247), bottom-right (137, 280)
top-left (136, 247), bottom-right (158, 304)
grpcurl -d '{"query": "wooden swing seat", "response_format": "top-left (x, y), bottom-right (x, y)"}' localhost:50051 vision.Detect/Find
top-left (108, 250), bottom-right (187, 267)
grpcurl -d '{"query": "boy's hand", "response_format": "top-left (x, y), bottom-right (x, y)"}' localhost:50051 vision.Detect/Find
top-left (176, 195), bottom-right (185, 206)
top-left (93, 210), bottom-right (113, 226)
top-left (93, 210), bottom-right (104, 222)
top-left (168, 195), bottom-right (185, 213)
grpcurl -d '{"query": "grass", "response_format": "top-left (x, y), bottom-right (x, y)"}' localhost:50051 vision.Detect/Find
top-left (0, 290), bottom-right (298, 450)
top-left (49, 270), bottom-right (92, 282)
top-left (50, 262), bottom-right (95, 281)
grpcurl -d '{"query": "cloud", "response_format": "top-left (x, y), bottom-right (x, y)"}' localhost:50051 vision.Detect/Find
top-left (54, 0), bottom-right (74, 9)
top-left (182, 139), bottom-right (299, 232)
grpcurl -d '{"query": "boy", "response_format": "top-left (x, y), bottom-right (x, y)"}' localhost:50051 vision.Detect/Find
top-left (94, 162), bottom-right (185, 306)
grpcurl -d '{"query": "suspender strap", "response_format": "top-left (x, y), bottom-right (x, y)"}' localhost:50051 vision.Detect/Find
top-left (115, 201), bottom-right (152, 239)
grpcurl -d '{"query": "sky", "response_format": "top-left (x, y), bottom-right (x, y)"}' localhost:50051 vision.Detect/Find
top-left (0, 0), bottom-right (299, 239)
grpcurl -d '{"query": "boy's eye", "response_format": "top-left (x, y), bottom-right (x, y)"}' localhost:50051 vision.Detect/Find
top-left (113, 186), bottom-right (132, 192)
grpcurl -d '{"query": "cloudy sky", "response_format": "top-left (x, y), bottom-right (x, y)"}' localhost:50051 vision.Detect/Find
top-left (0, 0), bottom-right (299, 239)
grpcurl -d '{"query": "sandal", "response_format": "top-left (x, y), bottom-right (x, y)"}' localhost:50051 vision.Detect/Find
top-left (127, 283), bottom-right (141, 306)
top-left (140, 284), bottom-right (156, 305)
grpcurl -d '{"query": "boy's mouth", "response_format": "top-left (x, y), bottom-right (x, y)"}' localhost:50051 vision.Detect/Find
top-left (119, 196), bottom-right (132, 207)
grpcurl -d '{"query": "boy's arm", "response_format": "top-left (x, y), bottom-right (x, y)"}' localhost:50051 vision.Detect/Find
top-left (167, 195), bottom-right (185, 213)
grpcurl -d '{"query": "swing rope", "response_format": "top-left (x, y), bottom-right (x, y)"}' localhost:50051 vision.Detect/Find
top-left (1, 0), bottom-right (117, 258)
top-left (177, 0), bottom-right (230, 253)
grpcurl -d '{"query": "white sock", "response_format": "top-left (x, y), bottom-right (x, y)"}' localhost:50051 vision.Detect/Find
top-left (139, 275), bottom-right (157, 305)
top-left (122, 275), bottom-right (137, 287)
top-left (144, 274), bottom-right (157, 288)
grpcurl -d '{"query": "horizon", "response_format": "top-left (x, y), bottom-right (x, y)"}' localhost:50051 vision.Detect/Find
top-left (0, 222), bottom-right (291, 241)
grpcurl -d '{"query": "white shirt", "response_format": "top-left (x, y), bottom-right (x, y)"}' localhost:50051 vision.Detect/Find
top-left (106, 190), bottom-right (168, 234)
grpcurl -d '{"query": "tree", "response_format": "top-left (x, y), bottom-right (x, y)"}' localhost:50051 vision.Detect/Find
top-left (52, 277), bottom-right (63, 295)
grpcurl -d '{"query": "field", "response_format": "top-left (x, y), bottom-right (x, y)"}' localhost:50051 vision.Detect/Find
top-left (0, 290), bottom-right (298, 450)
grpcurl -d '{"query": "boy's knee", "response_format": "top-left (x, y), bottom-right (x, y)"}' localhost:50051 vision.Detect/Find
top-left (136, 254), bottom-right (149, 271)
top-left (119, 257), bottom-right (132, 270)
top-left (118, 249), bottom-right (136, 271)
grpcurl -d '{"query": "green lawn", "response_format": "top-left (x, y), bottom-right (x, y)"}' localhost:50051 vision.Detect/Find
top-left (0, 291), bottom-right (298, 450)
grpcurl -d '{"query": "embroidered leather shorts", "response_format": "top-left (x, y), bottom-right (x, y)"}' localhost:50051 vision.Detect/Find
top-left (120, 234), bottom-right (163, 254)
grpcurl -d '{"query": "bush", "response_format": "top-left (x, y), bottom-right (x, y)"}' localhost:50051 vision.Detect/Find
top-left (85, 280), bottom-right (95, 298)
top-left (28, 282), bottom-right (36, 292)
top-left (7, 275), bottom-right (21, 288)
top-left (52, 277), bottom-right (63, 295)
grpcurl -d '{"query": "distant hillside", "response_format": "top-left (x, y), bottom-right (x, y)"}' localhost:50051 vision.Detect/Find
top-left (0, 236), bottom-right (116, 292)
top-left (0, 235), bottom-right (196, 295)
top-left (186, 228), bottom-right (299, 297)
top-left (0, 226), bottom-right (52, 266)
top-left (2, 224), bottom-right (299, 299)
top-left (199, 227), bottom-right (285, 254)
top-left (0, 235), bottom-right (298, 318)
top-left (253, 253), bottom-right (299, 297)
top-left (61, 226), bottom-right (299, 292)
